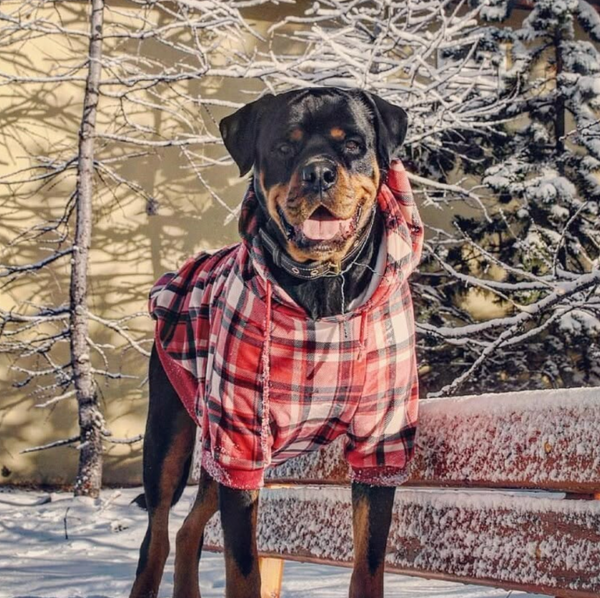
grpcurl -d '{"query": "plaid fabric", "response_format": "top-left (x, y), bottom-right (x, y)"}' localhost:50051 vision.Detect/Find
top-left (150, 160), bottom-right (423, 490)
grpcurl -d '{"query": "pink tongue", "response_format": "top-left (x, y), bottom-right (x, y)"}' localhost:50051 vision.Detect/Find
top-left (302, 212), bottom-right (353, 241)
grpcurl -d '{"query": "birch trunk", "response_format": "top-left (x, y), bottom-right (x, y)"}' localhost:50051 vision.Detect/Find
top-left (71, 0), bottom-right (105, 498)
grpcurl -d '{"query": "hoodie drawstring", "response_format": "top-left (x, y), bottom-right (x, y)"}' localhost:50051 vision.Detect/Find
top-left (260, 280), bottom-right (273, 466)
top-left (359, 311), bottom-right (368, 357)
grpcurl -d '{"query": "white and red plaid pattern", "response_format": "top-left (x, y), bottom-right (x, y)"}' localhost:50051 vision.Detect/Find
top-left (150, 160), bottom-right (423, 489)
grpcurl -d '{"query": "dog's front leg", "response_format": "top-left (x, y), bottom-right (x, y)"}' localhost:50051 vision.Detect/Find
top-left (349, 483), bottom-right (396, 598)
top-left (173, 468), bottom-right (218, 598)
top-left (219, 485), bottom-right (261, 598)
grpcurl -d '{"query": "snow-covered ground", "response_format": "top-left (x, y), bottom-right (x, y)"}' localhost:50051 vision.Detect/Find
top-left (0, 486), bottom-right (541, 598)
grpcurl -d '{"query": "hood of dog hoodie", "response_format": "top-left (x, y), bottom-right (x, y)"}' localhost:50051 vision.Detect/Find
top-left (149, 160), bottom-right (423, 490)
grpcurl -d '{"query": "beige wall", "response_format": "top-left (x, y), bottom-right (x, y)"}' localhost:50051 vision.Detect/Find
top-left (0, 1), bottom-right (581, 486)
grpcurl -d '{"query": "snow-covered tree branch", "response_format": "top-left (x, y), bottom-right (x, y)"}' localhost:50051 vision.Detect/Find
top-left (0, 0), bottom-right (271, 494)
top-left (1, 0), bottom-right (598, 492)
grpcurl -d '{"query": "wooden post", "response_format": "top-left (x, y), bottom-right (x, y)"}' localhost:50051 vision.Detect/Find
top-left (260, 557), bottom-right (285, 598)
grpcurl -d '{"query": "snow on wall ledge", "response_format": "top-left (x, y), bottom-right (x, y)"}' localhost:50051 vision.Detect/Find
top-left (266, 387), bottom-right (600, 492)
top-left (204, 487), bottom-right (600, 598)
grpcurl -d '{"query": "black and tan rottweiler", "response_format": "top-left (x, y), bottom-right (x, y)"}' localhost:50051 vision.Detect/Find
top-left (130, 87), bottom-right (416, 598)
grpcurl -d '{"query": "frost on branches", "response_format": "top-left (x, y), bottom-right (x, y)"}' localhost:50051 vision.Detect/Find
top-left (417, 0), bottom-right (600, 396)
top-left (253, 1), bottom-right (600, 395)
top-left (0, 0), bottom-right (271, 494)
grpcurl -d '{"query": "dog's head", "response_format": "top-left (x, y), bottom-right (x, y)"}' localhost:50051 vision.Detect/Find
top-left (220, 87), bottom-right (408, 265)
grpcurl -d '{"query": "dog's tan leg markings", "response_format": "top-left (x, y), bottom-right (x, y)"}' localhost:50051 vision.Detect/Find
top-left (349, 483), bottom-right (396, 598)
top-left (130, 420), bottom-right (195, 598)
top-left (173, 468), bottom-right (219, 598)
top-left (130, 511), bottom-right (170, 598)
top-left (220, 486), bottom-right (262, 598)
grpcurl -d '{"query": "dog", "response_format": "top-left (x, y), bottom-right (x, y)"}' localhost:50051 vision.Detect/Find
top-left (130, 87), bottom-right (423, 598)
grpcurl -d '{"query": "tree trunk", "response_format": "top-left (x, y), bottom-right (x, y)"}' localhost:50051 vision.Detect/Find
top-left (71, 0), bottom-right (105, 498)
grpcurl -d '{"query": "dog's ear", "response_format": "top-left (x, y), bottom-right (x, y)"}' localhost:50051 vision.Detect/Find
top-left (359, 91), bottom-right (408, 166)
top-left (219, 94), bottom-right (274, 177)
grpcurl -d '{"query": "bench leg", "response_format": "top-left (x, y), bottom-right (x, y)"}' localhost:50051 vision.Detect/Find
top-left (259, 557), bottom-right (285, 598)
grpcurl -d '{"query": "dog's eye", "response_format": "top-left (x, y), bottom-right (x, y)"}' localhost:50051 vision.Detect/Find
top-left (276, 143), bottom-right (294, 156)
top-left (344, 140), bottom-right (361, 153)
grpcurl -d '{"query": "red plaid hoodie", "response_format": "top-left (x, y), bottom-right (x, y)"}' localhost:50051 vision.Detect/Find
top-left (149, 160), bottom-right (423, 489)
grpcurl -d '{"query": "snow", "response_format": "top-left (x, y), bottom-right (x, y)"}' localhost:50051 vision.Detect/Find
top-left (0, 486), bottom-right (543, 598)
top-left (524, 173), bottom-right (577, 204)
top-left (204, 487), bottom-right (600, 595)
top-left (550, 204), bottom-right (570, 221)
top-left (577, 0), bottom-right (600, 41)
top-left (480, 3), bottom-right (509, 22)
top-left (268, 387), bottom-right (600, 492)
top-left (206, 488), bottom-right (600, 596)
top-left (559, 309), bottom-right (600, 334)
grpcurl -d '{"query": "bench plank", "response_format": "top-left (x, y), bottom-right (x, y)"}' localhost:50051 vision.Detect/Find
top-left (205, 487), bottom-right (600, 598)
top-left (266, 388), bottom-right (600, 493)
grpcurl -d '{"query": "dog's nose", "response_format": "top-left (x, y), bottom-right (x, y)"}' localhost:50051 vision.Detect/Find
top-left (301, 161), bottom-right (337, 192)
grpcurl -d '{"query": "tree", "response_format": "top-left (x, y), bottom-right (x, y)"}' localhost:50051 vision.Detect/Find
top-left (417, 0), bottom-right (600, 395)
top-left (0, 0), bottom-right (271, 495)
top-left (70, 0), bottom-right (106, 496)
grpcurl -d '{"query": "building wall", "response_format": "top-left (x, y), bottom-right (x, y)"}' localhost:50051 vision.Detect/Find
top-left (0, 1), bottom-right (577, 486)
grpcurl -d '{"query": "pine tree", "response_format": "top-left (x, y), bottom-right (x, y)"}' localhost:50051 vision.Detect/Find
top-left (418, 0), bottom-right (600, 396)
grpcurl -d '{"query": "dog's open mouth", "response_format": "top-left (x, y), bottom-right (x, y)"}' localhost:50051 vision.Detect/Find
top-left (277, 204), bottom-right (362, 247)
top-left (301, 206), bottom-right (354, 241)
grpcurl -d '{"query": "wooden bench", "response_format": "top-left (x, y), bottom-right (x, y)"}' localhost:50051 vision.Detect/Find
top-left (203, 387), bottom-right (600, 598)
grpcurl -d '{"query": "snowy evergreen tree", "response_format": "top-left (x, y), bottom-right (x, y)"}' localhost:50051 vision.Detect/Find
top-left (419, 0), bottom-right (600, 395)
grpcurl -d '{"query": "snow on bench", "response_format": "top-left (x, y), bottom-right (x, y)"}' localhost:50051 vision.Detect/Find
top-left (204, 387), bottom-right (600, 598)
top-left (266, 387), bottom-right (600, 492)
